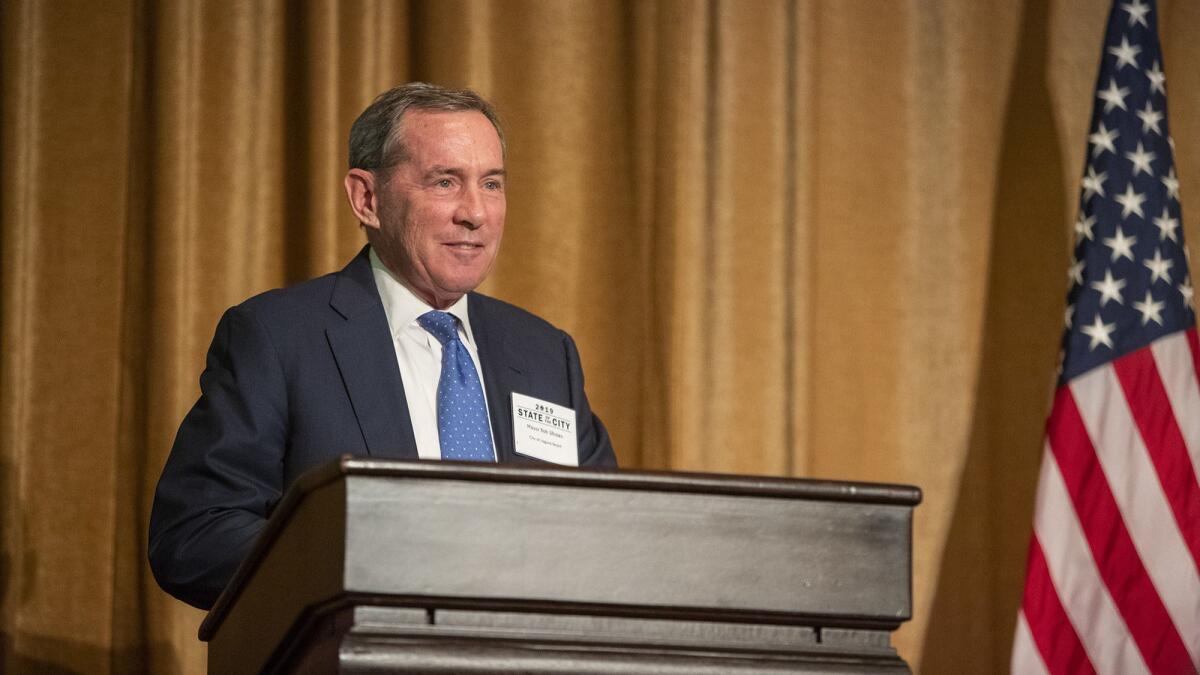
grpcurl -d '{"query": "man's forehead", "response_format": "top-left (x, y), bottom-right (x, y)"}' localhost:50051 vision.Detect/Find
top-left (389, 109), bottom-right (502, 169)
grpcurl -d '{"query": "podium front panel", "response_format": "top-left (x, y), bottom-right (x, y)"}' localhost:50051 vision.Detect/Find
top-left (344, 474), bottom-right (911, 620)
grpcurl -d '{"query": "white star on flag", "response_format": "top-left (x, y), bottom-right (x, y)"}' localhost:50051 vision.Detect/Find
top-left (1146, 60), bottom-right (1166, 95)
top-left (1153, 207), bottom-right (1180, 242)
top-left (1103, 225), bottom-right (1137, 262)
top-left (1090, 268), bottom-right (1127, 305)
top-left (1108, 35), bottom-right (1142, 69)
top-left (1069, 259), bottom-right (1086, 286)
top-left (1115, 182), bottom-right (1146, 217)
top-left (1082, 166), bottom-right (1107, 200)
top-left (1098, 78), bottom-right (1130, 111)
top-left (1124, 140), bottom-right (1156, 176)
top-left (1080, 314), bottom-right (1116, 349)
top-left (1089, 121), bottom-right (1120, 157)
top-left (1136, 101), bottom-right (1164, 135)
top-left (1144, 248), bottom-right (1174, 284)
top-left (1120, 0), bottom-right (1151, 27)
top-left (1076, 213), bottom-right (1097, 241)
top-left (1132, 290), bottom-right (1164, 324)
top-left (1162, 167), bottom-right (1180, 201)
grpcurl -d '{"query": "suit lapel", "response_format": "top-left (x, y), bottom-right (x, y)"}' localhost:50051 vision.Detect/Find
top-left (469, 293), bottom-right (530, 463)
top-left (326, 248), bottom-right (419, 459)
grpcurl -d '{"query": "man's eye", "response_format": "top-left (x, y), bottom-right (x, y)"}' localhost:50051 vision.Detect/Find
top-left (436, 179), bottom-right (453, 188)
top-left (485, 180), bottom-right (503, 190)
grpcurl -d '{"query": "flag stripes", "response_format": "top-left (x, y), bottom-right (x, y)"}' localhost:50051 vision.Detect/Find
top-left (1048, 383), bottom-right (1195, 673)
top-left (1020, 533), bottom-right (1097, 675)
top-left (1028, 446), bottom-right (1150, 675)
top-left (1013, 612), bottom-right (1053, 675)
top-left (1188, 328), bottom-right (1200, 386)
top-left (1020, 339), bottom-right (1200, 673)
top-left (1113, 346), bottom-right (1200, 571)
top-left (1151, 330), bottom-right (1200, 468)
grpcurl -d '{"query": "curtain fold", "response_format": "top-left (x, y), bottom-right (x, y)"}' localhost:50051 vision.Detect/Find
top-left (2, 0), bottom-right (1198, 672)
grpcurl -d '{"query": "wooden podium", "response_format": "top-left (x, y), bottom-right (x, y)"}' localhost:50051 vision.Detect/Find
top-left (199, 458), bottom-right (921, 673)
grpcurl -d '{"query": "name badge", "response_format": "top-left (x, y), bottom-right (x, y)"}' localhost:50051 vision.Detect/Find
top-left (511, 392), bottom-right (578, 466)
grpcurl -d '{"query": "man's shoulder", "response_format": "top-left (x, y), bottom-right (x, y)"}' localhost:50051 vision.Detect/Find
top-left (232, 249), bottom-right (376, 326)
top-left (209, 265), bottom-right (374, 363)
top-left (235, 270), bottom-right (341, 323)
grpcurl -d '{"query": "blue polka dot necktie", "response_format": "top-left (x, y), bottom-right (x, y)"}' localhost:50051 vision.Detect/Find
top-left (417, 310), bottom-right (495, 462)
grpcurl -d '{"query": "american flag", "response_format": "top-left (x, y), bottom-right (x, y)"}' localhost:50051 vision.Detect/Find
top-left (1010, 1), bottom-right (1200, 673)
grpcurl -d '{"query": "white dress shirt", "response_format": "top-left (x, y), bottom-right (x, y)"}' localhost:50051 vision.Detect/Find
top-left (369, 247), bottom-right (497, 461)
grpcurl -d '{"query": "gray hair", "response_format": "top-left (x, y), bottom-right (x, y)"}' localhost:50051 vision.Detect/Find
top-left (347, 82), bottom-right (505, 171)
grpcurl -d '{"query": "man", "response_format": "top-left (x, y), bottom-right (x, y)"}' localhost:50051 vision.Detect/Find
top-left (149, 83), bottom-right (617, 611)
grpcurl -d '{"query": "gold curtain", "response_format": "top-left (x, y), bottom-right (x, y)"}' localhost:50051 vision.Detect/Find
top-left (2, 0), bottom-right (1198, 672)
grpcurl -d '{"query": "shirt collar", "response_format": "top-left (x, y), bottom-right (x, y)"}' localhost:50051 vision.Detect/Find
top-left (369, 246), bottom-right (476, 346)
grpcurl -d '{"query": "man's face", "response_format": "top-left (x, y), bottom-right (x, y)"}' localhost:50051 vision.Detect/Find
top-left (368, 109), bottom-right (506, 309)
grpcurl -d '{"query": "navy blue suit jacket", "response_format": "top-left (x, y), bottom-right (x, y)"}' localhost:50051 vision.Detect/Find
top-left (148, 247), bottom-right (616, 609)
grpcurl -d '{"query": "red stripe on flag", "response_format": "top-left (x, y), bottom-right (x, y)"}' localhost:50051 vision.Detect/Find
top-left (1046, 386), bottom-right (1196, 675)
top-left (1114, 347), bottom-right (1200, 571)
top-left (1021, 533), bottom-right (1096, 675)
top-left (1188, 327), bottom-right (1200, 389)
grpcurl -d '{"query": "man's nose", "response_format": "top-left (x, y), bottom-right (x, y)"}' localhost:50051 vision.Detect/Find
top-left (455, 187), bottom-right (486, 230)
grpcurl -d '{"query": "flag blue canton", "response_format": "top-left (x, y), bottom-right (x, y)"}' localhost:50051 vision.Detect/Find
top-left (1061, 0), bottom-right (1194, 384)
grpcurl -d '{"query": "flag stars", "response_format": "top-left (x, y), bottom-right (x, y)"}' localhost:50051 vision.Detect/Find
top-left (1144, 248), bottom-right (1174, 284)
top-left (1108, 35), bottom-right (1142, 70)
top-left (1153, 207), bottom-right (1179, 243)
top-left (1076, 213), bottom-right (1097, 241)
top-left (1069, 259), bottom-right (1086, 286)
top-left (1120, 0), bottom-right (1151, 28)
top-left (1133, 291), bottom-right (1165, 325)
top-left (1089, 122), bottom-right (1120, 158)
top-left (1147, 60), bottom-right (1167, 96)
top-left (1081, 314), bottom-right (1117, 350)
top-left (1090, 269), bottom-right (1128, 306)
top-left (1082, 166), bottom-right (1108, 201)
top-left (1136, 101), bottom-right (1164, 135)
top-left (1115, 183), bottom-right (1147, 218)
top-left (1059, 9), bottom-right (1190, 377)
top-left (1162, 168), bottom-right (1180, 201)
top-left (1098, 79), bottom-right (1131, 112)
top-left (1124, 141), bottom-right (1156, 177)
top-left (1103, 225), bottom-right (1137, 262)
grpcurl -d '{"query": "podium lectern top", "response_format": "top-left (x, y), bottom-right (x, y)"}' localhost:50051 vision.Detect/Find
top-left (201, 458), bottom-right (921, 674)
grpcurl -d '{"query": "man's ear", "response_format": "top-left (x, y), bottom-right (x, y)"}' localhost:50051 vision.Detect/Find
top-left (344, 168), bottom-right (381, 229)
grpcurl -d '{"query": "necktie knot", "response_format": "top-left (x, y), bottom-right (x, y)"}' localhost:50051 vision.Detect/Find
top-left (418, 310), bottom-right (459, 346)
